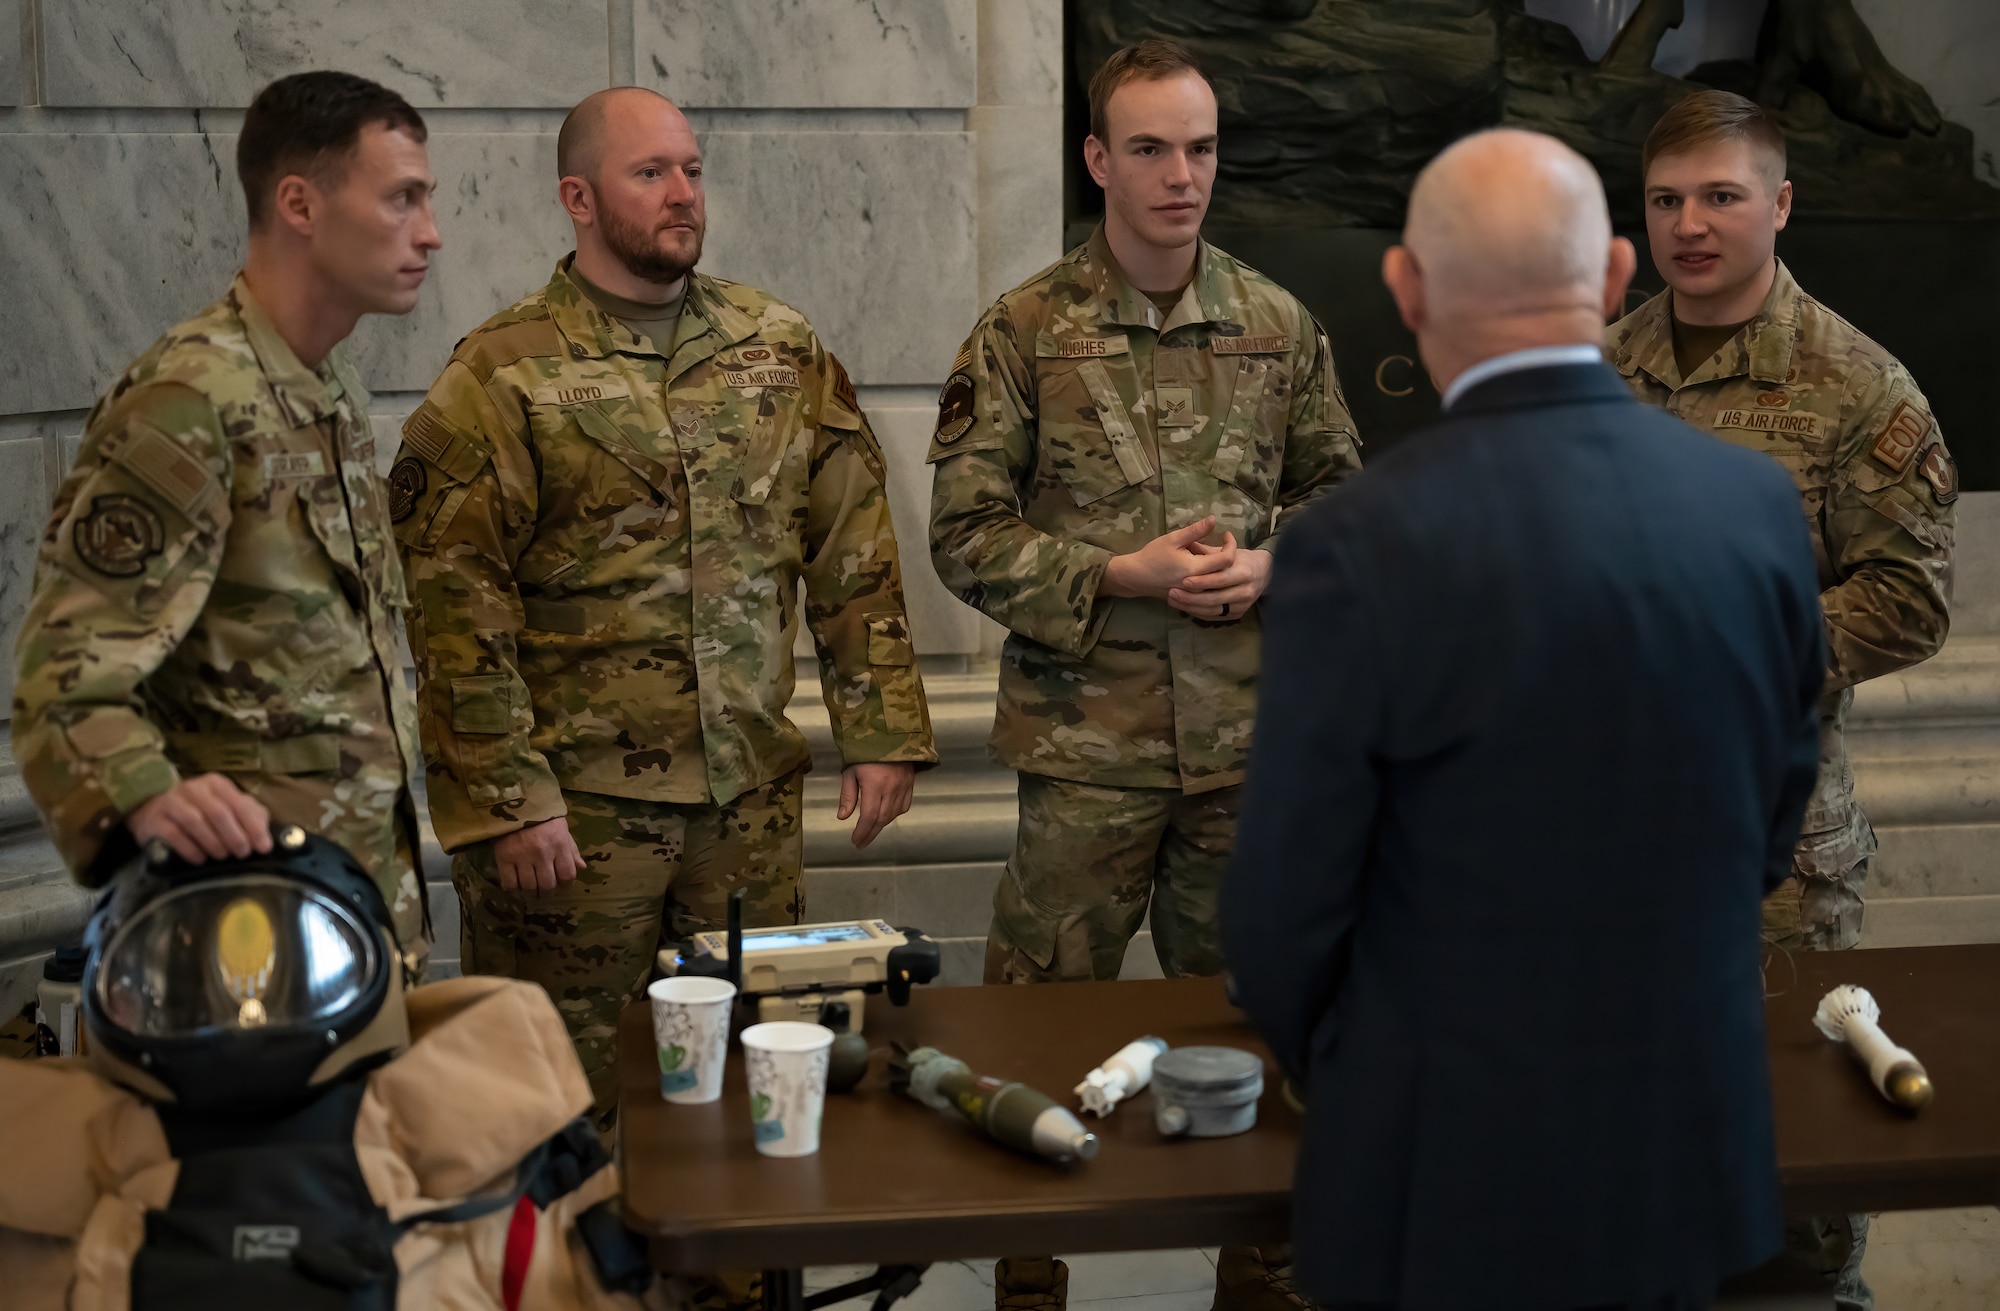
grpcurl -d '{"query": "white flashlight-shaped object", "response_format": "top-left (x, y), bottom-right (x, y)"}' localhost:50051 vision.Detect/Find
top-left (1813, 985), bottom-right (1932, 1113)
top-left (1076, 1036), bottom-right (1169, 1117)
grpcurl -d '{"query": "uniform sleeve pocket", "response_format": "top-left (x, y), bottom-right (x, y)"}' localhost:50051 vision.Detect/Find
top-left (866, 616), bottom-right (924, 733)
top-left (396, 403), bottom-right (496, 552)
top-left (867, 616), bottom-right (915, 666)
top-left (1847, 461), bottom-right (1952, 548)
top-left (450, 675), bottom-right (516, 735)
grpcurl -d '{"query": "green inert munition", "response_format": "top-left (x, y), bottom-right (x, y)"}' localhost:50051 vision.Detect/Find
top-left (889, 1044), bottom-right (1098, 1164)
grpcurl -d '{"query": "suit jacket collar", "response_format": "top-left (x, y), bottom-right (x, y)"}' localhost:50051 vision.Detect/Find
top-left (1445, 360), bottom-right (1636, 416)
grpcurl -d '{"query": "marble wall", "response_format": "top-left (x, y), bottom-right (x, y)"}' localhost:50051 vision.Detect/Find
top-left (39, 0), bottom-right (609, 108)
top-left (0, 0), bottom-right (20, 106)
top-left (0, 0), bottom-right (1063, 715)
top-left (638, 0), bottom-right (975, 109)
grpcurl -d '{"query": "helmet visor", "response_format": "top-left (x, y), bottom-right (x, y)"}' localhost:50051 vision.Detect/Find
top-left (93, 875), bottom-right (381, 1039)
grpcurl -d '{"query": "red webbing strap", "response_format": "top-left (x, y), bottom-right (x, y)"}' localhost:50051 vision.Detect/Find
top-left (501, 1193), bottom-right (537, 1310)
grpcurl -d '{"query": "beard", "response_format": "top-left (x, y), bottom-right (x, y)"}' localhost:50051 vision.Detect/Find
top-left (601, 203), bottom-right (704, 285)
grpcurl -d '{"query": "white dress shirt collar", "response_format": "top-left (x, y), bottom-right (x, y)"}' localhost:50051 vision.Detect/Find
top-left (1440, 344), bottom-right (1605, 412)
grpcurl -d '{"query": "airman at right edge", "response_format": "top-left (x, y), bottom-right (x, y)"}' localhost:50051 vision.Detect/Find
top-left (1606, 89), bottom-right (1954, 1311)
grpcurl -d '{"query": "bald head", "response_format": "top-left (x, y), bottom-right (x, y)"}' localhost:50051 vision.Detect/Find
top-left (557, 86), bottom-right (686, 184)
top-left (1383, 129), bottom-right (1635, 395)
top-left (1406, 129), bottom-right (1611, 316)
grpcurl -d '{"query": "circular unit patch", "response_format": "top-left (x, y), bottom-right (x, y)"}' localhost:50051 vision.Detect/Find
top-left (388, 456), bottom-right (428, 524)
top-left (934, 372), bottom-right (976, 445)
top-left (73, 493), bottom-right (164, 577)
top-left (1920, 444), bottom-right (1959, 505)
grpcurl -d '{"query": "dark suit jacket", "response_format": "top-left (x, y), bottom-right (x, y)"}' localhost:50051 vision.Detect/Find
top-left (1224, 362), bottom-right (1825, 1311)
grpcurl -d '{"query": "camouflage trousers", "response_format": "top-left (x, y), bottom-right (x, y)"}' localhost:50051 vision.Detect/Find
top-left (1767, 818), bottom-right (1874, 1311)
top-left (988, 777), bottom-right (1239, 1311)
top-left (985, 774), bottom-right (1238, 984)
top-left (452, 768), bottom-right (807, 1119)
top-left (1763, 813), bottom-right (1874, 952)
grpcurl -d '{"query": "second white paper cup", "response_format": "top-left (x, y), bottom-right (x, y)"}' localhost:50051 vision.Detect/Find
top-left (648, 975), bottom-right (737, 1104)
top-left (740, 1021), bottom-right (834, 1157)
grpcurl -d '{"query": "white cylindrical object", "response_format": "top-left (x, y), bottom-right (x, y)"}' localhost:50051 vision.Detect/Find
top-left (741, 1021), bottom-right (834, 1158)
top-left (1076, 1036), bottom-right (1169, 1117)
top-left (1841, 1012), bottom-right (1919, 1098)
top-left (648, 976), bottom-right (736, 1104)
top-left (1814, 984), bottom-right (1930, 1110)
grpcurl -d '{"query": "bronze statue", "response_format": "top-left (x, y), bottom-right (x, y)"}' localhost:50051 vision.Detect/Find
top-left (1076, 0), bottom-right (1996, 227)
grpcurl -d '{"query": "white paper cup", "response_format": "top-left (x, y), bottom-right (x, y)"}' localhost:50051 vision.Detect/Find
top-left (740, 1021), bottom-right (834, 1157)
top-left (647, 976), bottom-right (737, 1104)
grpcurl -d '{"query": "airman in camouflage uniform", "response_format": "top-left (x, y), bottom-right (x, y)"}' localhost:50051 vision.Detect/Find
top-left (1609, 260), bottom-right (1954, 953)
top-left (928, 226), bottom-right (1361, 983)
top-left (396, 254), bottom-right (937, 1112)
top-left (1612, 90), bottom-right (1953, 1307)
top-left (12, 274), bottom-right (428, 953)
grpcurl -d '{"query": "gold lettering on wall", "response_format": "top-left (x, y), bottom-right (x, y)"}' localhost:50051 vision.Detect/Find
top-left (1375, 355), bottom-right (1417, 398)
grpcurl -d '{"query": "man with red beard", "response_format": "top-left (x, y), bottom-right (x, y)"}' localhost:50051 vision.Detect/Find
top-left (393, 87), bottom-right (936, 1129)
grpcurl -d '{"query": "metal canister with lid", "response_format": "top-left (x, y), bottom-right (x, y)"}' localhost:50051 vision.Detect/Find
top-left (1151, 1045), bottom-right (1264, 1138)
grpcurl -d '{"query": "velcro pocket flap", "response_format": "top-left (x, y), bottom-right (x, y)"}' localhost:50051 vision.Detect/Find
top-left (450, 675), bottom-right (515, 736)
top-left (570, 406), bottom-right (675, 502)
top-left (102, 424), bottom-right (222, 524)
top-left (521, 595), bottom-right (589, 635)
top-left (402, 405), bottom-right (492, 485)
top-left (1076, 361), bottom-right (1154, 488)
top-left (1211, 362), bottom-right (1283, 506)
top-left (867, 616), bottom-right (916, 666)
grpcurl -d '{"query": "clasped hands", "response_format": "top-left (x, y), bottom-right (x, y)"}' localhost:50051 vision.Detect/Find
top-left (1101, 515), bottom-right (1272, 621)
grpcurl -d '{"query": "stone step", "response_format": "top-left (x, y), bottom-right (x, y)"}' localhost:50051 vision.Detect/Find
top-left (797, 670), bottom-right (1001, 772)
top-left (806, 859), bottom-right (1004, 940)
top-left (1856, 895), bottom-right (2000, 949)
top-left (1852, 756), bottom-right (2000, 827)
top-left (1869, 824), bottom-right (2000, 898)
top-left (0, 740), bottom-right (46, 839)
top-left (1848, 633), bottom-right (2000, 726)
top-left (803, 779), bottom-right (1015, 868)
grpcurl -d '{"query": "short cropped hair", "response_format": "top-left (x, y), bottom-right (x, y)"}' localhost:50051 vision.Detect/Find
top-left (237, 72), bottom-right (427, 227)
top-left (556, 86), bottom-right (675, 183)
top-left (1087, 38), bottom-right (1210, 144)
top-left (1643, 89), bottom-right (1786, 190)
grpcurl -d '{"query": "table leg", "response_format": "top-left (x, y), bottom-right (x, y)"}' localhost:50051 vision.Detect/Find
top-left (762, 1268), bottom-right (805, 1311)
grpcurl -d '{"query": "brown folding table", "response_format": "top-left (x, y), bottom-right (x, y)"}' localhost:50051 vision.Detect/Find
top-left (618, 943), bottom-right (2000, 1308)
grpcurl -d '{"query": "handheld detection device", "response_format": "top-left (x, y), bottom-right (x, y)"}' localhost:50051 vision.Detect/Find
top-left (661, 898), bottom-right (940, 1032)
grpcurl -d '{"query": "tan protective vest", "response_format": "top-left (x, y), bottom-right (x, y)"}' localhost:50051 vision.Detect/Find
top-left (0, 976), bottom-right (677, 1310)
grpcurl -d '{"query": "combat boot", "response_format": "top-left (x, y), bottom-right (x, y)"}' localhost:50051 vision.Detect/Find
top-left (1211, 1245), bottom-right (1313, 1311)
top-left (995, 1256), bottom-right (1069, 1311)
